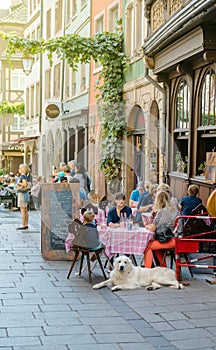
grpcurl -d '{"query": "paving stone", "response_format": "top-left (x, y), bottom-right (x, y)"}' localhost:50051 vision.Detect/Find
top-left (0, 336), bottom-right (41, 347)
top-left (43, 325), bottom-right (92, 336)
top-left (129, 320), bottom-right (160, 337)
top-left (7, 326), bottom-right (44, 337)
top-left (1, 208), bottom-right (216, 349)
top-left (171, 337), bottom-right (215, 349)
top-left (170, 320), bottom-right (195, 329)
top-left (149, 321), bottom-right (174, 331)
top-left (161, 328), bottom-right (212, 340)
top-left (91, 324), bottom-right (136, 334)
top-left (80, 316), bottom-right (128, 325)
top-left (68, 345), bottom-right (121, 350)
top-left (14, 347), bottom-right (67, 350)
top-left (119, 344), bottom-right (155, 350)
top-left (0, 327), bottom-right (7, 337)
top-left (0, 305), bottom-right (40, 313)
top-left (93, 332), bottom-right (145, 343)
top-left (40, 334), bottom-right (96, 345)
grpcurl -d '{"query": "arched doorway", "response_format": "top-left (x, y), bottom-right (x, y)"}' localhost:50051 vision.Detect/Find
top-left (129, 105), bottom-right (145, 186)
top-left (126, 105), bottom-right (145, 201)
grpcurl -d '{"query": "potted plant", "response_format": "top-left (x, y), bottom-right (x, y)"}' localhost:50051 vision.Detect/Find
top-left (198, 161), bottom-right (206, 176)
top-left (175, 151), bottom-right (185, 173)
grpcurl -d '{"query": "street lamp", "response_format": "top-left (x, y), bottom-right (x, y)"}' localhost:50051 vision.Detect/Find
top-left (22, 54), bottom-right (34, 76)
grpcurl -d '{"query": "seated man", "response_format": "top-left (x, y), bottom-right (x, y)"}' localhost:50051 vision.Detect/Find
top-left (129, 181), bottom-right (145, 208)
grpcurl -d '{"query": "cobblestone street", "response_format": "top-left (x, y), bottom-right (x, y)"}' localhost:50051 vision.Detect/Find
top-left (0, 207), bottom-right (215, 349)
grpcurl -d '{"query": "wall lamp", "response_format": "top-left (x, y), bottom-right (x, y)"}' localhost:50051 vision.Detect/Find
top-left (22, 54), bottom-right (34, 76)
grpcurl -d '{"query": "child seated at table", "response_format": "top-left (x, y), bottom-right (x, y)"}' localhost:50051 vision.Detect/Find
top-left (83, 211), bottom-right (104, 250)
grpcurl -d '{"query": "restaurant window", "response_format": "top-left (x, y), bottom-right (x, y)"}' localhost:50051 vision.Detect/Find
top-left (200, 69), bottom-right (216, 127)
top-left (55, 0), bottom-right (63, 34)
top-left (94, 14), bottom-right (104, 70)
top-left (81, 0), bottom-right (87, 8)
top-left (11, 115), bottom-right (24, 131)
top-left (80, 63), bottom-right (86, 91)
top-left (46, 9), bottom-right (51, 39)
top-left (64, 62), bottom-right (70, 99)
top-left (66, 0), bottom-right (71, 25)
top-left (72, 70), bottom-right (76, 95)
top-left (72, 0), bottom-right (77, 17)
top-left (26, 87), bottom-right (30, 118)
top-left (31, 85), bottom-right (35, 117)
top-left (36, 26), bottom-right (40, 60)
top-left (45, 69), bottom-right (51, 99)
top-left (125, 2), bottom-right (135, 56)
top-left (173, 79), bottom-right (190, 173)
top-left (54, 63), bottom-right (61, 98)
top-left (36, 82), bottom-right (40, 116)
top-left (197, 67), bottom-right (216, 174)
top-left (108, 4), bottom-right (119, 33)
top-left (11, 69), bottom-right (25, 90)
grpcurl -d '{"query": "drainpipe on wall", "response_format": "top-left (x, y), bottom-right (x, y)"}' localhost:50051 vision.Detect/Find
top-left (143, 64), bottom-right (167, 182)
top-left (38, 0), bottom-right (43, 176)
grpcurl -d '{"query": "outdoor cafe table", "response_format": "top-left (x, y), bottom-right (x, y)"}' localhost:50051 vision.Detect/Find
top-left (98, 226), bottom-right (154, 260)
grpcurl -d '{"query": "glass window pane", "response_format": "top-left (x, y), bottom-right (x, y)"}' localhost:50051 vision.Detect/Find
top-left (201, 69), bottom-right (216, 126)
top-left (176, 79), bottom-right (190, 129)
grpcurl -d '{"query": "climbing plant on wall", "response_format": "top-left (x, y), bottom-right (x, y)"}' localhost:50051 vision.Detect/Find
top-left (0, 27), bottom-right (128, 184)
top-left (0, 101), bottom-right (25, 115)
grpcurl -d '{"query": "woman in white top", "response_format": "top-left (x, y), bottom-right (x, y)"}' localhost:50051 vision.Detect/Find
top-left (144, 190), bottom-right (179, 268)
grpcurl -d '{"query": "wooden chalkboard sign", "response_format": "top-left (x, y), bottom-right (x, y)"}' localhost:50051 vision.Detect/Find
top-left (41, 183), bottom-right (80, 260)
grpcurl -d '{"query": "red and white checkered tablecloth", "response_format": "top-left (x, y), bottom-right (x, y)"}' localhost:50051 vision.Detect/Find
top-left (98, 227), bottom-right (154, 259)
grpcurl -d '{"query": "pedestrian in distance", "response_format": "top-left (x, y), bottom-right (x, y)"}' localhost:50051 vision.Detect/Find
top-left (16, 164), bottom-right (30, 230)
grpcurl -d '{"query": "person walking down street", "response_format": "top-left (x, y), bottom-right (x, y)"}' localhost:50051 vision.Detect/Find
top-left (16, 164), bottom-right (30, 230)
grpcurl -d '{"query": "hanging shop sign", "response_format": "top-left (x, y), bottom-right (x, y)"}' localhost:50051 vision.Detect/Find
top-left (45, 104), bottom-right (60, 119)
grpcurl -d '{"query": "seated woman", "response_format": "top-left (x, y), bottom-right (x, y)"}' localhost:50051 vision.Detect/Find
top-left (157, 183), bottom-right (179, 210)
top-left (107, 192), bottom-right (132, 228)
top-left (144, 190), bottom-right (179, 268)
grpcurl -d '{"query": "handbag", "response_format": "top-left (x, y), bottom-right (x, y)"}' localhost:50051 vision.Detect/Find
top-left (154, 224), bottom-right (174, 243)
top-left (16, 181), bottom-right (32, 193)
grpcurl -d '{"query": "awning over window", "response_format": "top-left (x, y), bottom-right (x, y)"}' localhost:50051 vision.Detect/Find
top-left (9, 136), bottom-right (39, 143)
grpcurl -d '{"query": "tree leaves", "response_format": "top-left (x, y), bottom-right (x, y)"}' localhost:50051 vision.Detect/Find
top-left (1, 29), bottom-right (128, 182)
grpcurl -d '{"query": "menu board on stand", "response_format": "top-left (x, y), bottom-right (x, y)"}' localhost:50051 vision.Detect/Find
top-left (41, 183), bottom-right (80, 260)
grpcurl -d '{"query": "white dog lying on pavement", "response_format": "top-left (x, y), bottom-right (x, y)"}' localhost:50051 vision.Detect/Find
top-left (93, 255), bottom-right (183, 291)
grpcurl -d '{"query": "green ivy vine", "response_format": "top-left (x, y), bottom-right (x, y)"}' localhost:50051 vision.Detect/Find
top-left (0, 28), bottom-right (128, 183)
top-left (0, 101), bottom-right (25, 115)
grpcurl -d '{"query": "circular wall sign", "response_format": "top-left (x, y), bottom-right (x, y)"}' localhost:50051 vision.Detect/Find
top-left (45, 104), bottom-right (60, 118)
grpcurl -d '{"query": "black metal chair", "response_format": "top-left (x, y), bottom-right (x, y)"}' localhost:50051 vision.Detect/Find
top-left (66, 220), bottom-right (107, 283)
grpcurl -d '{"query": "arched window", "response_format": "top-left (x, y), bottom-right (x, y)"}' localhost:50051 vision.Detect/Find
top-left (176, 79), bottom-right (190, 129)
top-left (196, 68), bottom-right (216, 175)
top-left (200, 69), bottom-right (216, 126)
